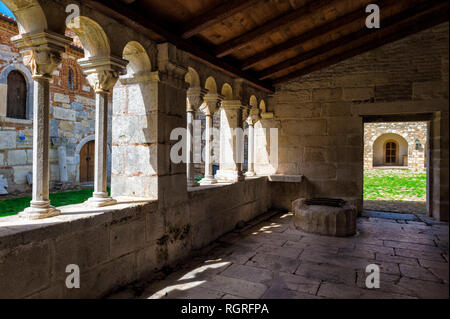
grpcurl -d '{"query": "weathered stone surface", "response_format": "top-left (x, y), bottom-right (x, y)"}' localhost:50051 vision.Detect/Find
top-left (0, 131), bottom-right (16, 149)
top-left (292, 198), bottom-right (357, 237)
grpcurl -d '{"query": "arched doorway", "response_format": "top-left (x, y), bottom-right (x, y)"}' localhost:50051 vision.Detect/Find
top-left (384, 140), bottom-right (398, 165)
top-left (79, 140), bottom-right (95, 183)
top-left (6, 70), bottom-right (27, 119)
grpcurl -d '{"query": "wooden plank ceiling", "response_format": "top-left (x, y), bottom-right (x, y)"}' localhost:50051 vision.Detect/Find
top-left (81, 0), bottom-right (449, 92)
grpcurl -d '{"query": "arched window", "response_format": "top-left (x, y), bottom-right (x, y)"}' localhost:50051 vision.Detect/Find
top-left (6, 70), bottom-right (27, 119)
top-left (384, 141), bottom-right (397, 164)
top-left (68, 68), bottom-right (75, 89)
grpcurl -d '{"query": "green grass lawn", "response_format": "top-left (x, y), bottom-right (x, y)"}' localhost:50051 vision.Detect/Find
top-left (363, 169), bottom-right (427, 201)
top-left (0, 188), bottom-right (100, 218)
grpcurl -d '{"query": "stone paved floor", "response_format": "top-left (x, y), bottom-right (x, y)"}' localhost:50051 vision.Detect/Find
top-left (109, 211), bottom-right (449, 299)
top-left (364, 200), bottom-right (427, 214)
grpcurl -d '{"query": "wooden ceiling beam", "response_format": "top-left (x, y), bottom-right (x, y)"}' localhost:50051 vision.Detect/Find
top-left (261, 0), bottom-right (448, 80)
top-left (241, 0), bottom-right (394, 70)
top-left (79, 0), bottom-right (274, 93)
top-left (181, 0), bottom-right (261, 39)
top-left (272, 6), bottom-right (448, 83)
top-left (214, 0), bottom-right (335, 58)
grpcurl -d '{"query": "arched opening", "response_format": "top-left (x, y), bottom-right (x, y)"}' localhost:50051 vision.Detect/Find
top-left (221, 83), bottom-right (233, 100)
top-left (68, 68), bottom-right (75, 89)
top-left (6, 70), bottom-right (27, 119)
top-left (66, 16), bottom-right (110, 58)
top-left (205, 76), bottom-right (217, 93)
top-left (372, 133), bottom-right (409, 167)
top-left (79, 140), bottom-right (95, 183)
top-left (122, 41), bottom-right (152, 80)
top-left (1, 0), bottom-right (47, 34)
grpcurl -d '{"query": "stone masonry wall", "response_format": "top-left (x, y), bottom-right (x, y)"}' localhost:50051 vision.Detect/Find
top-left (0, 15), bottom-right (110, 194)
top-left (271, 22), bottom-right (449, 216)
top-left (0, 177), bottom-right (271, 298)
top-left (364, 122), bottom-right (428, 169)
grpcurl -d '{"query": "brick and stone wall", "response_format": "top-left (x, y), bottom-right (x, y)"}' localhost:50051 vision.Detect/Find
top-left (270, 22), bottom-right (449, 219)
top-left (364, 122), bottom-right (428, 169)
top-left (0, 15), bottom-right (110, 194)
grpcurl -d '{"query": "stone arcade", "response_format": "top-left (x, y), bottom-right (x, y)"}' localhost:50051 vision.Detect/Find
top-left (0, 0), bottom-right (448, 299)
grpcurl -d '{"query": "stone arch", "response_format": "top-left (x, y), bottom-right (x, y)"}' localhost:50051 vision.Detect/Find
top-left (67, 16), bottom-right (110, 58)
top-left (0, 64), bottom-right (34, 119)
top-left (1, 0), bottom-right (47, 34)
top-left (185, 67), bottom-right (201, 88)
top-left (75, 135), bottom-right (112, 183)
top-left (121, 41), bottom-right (152, 79)
top-left (205, 76), bottom-right (217, 93)
top-left (221, 83), bottom-right (233, 100)
top-left (372, 133), bottom-right (409, 167)
top-left (259, 100), bottom-right (266, 113)
top-left (249, 95), bottom-right (258, 108)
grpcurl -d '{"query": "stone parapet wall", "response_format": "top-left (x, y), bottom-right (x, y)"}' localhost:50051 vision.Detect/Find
top-left (0, 177), bottom-right (270, 298)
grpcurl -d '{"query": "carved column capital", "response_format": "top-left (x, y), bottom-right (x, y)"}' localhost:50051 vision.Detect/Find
top-left (12, 31), bottom-right (71, 79)
top-left (78, 56), bottom-right (128, 94)
top-left (246, 106), bottom-right (261, 125)
top-left (187, 87), bottom-right (208, 112)
top-left (200, 93), bottom-right (223, 116)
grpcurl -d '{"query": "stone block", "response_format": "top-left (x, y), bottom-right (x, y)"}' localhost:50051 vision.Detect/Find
top-left (292, 198), bottom-right (357, 237)
top-left (74, 95), bottom-right (95, 107)
top-left (53, 93), bottom-right (70, 103)
top-left (0, 242), bottom-right (51, 298)
top-left (342, 87), bottom-right (374, 101)
top-left (312, 88), bottom-right (342, 102)
top-left (13, 165), bottom-right (32, 184)
top-left (281, 119), bottom-right (327, 136)
top-left (110, 219), bottom-right (146, 258)
top-left (53, 107), bottom-right (76, 121)
top-left (0, 131), bottom-right (16, 149)
top-left (53, 225), bottom-right (110, 278)
top-left (6, 149), bottom-right (27, 166)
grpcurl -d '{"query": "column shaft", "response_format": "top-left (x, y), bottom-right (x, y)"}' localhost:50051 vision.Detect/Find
top-left (247, 122), bottom-right (256, 176)
top-left (203, 114), bottom-right (216, 182)
top-left (86, 92), bottom-right (116, 207)
top-left (20, 78), bottom-right (60, 219)
top-left (186, 110), bottom-right (198, 186)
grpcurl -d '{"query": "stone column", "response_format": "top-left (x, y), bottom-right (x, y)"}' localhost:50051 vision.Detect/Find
top-left (215, 100), bottom-right (245, 183)
top-left (78, 56), bottom-right (128, 207)
top-left (186, 87), bottom-right (207, 187)
top-left (245, 107), bottom-right (261, 177)
top-left (13, 32), bottom-right (71, 219)
top-left (199, 93), bottom-right (222, 185)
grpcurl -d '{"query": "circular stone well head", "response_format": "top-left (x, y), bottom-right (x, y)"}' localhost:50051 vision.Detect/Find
top-left (292, 198), bottom-right (357, 237)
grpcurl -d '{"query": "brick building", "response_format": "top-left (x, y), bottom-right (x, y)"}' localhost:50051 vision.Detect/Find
top-left (0, 13), bottom-right (111, 194)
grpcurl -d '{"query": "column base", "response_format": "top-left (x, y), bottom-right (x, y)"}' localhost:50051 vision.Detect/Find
top-left (187, 180), bottom-right (200, 187)
top-left (215, 169), bottom-right (245, 183)
top-left (245, 171), bottom-right (256, 177)
top-left (85, 193), bottom-right (117, 208)
top-left (19, 203), bottom-right (61, 220)
top-left (199, 175), bottom-right (217, 185)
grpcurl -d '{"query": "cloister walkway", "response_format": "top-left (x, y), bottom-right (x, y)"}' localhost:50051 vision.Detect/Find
top-left (109, 211), bottom-right (449, 299)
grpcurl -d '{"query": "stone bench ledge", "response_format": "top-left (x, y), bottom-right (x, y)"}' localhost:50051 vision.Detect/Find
top-left (268, 175), bottom-right (303, 183)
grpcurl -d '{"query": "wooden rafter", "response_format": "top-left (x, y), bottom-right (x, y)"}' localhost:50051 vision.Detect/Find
top-left (241, 0), bottom-right (394, 70)
top-left (181, 0), bottom-right (261, 39)
top-left (79, 0), bottom-right (275, 93)
top-left (260, 0), bottom-right (446, 80)
top-left (214, 0), bottom-right (335, 58)
top-left (272, 5), bottom-right (449, 83)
